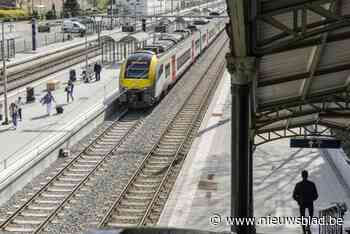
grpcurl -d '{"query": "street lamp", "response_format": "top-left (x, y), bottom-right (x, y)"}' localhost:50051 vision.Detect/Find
top-left (1, 21), bottom-right (9, 125)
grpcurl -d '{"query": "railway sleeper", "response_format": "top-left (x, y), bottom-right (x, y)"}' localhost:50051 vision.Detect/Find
top-left (142, 168), bottom-right (167, 175)
top-left (81, 155), bottom-right (103, 160)
top-left (94, 141), bottom-right (119, 147)
top-left (145, 163), bottom-right (171, 169)
top-left (110, 215), bottom-right (141, 224)
top-left (157, 140), bottom-right (180, 146)
top-left (4, 225), bottom-right (35, 232)
top-left (151, 151), bottom-right (175, 157)
top-left (156, 144), bottom-right (180, 150)
top-left (128, 188), bottom-right (155, 195)
top-left (59, 177), bottom-right (84, 182)
top-left (154, 148), bottom-right (178, 154)
top-left (90, 143), bottom-right (117, 150)
top-left (117, 208), bottom-right (146, 216)
top-left (134, 179), bottom-right (161, 185)
top-left (20, 211), bottom-right (50, 217)
top-left (77, 158), bottom-right (100, 164)
top-left (163, 135), bottom-right (186, 140)
top-left (119, 201), bottom-right (147, 209)
top-left (12, 217), bottom-right (45, 225)
top-left (125, 194), bottom-right (153, 202)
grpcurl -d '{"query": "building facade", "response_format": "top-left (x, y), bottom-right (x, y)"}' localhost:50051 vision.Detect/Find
top-left (112, 0), bottom-right (181, 16)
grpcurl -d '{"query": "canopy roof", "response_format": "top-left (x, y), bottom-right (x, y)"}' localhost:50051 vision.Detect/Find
top-left (227, 0), bottom-right (350, 145)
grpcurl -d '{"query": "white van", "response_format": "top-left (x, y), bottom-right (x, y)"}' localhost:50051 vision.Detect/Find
top-left (62, 20), bottom-right (86, 34)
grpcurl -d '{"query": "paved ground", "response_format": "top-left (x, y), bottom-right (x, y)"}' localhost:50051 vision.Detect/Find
top-left (159, 69), bottom-right (231, 233)
top-left (0, 56), bottom-right (120, 171)
top-left (159, 69), bottom-right (350, 234)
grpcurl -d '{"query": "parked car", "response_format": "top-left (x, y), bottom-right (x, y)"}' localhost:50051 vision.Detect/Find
top-left (70, 17), bottom-right (94, 25)
top-left (62, 20), bottom-right (86, 35)
top-left (38, 23), bottom-right (50, 33)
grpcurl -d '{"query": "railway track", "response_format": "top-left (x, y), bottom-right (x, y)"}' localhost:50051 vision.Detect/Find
top-left (0, 109), bottom-right (145, 233)
top-left (97, 34), bottom-right (228, 228)
top-left (0, 40), bottom-right (103, 95)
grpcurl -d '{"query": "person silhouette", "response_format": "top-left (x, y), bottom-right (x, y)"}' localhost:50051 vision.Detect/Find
top-left (293, 170), bottom-right (318, 234)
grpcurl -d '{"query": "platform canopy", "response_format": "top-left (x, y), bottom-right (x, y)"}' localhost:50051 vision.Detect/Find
top-left (225, 0), bottom-right (350, 146)
top-left (119, 32), bottom-right (151, 43)
top-left (103, 32), bottom-right (130, 43)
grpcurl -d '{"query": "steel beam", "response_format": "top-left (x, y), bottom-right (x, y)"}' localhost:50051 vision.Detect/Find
top-left (253, 0), bottom-right (350, 55)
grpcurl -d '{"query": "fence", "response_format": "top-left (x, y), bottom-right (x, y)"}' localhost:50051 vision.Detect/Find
top-left (14, 32), bottom-right (73, 53)
top-left (319, 202), bottom-right (347, 234)
top-left (0, 60), bottom-right (118, 173)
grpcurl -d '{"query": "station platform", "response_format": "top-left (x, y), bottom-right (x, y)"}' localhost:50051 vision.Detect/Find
top-left (158, 69), bottom-right (231, 232)
top-left (158, 69), bottom-right (350, 233)
top-left (0, 55), bottom-right (120, 205)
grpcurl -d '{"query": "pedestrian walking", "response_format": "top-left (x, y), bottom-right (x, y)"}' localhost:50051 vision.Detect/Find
top-left (9, 102), bottom-right (18, 129)
top-left (94, 62), bottom-right (102, 81)
top-left (65, 80), bottom-right (74, 103)
top-left (293, 170), bottom-right (318, 234)
top-left (40, 91), bottom-right (56, 116)
top-left (15, 96), bottom-right (24, 121)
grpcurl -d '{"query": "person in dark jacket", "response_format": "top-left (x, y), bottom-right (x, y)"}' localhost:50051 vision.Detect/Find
top-left (94, 63), bottom-right (102, 81)
top-left (293, 170), bottom-right (318, 233)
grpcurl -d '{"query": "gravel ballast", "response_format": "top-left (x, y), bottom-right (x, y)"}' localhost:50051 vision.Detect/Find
top-left (0, 32), bottom-right (228, 234)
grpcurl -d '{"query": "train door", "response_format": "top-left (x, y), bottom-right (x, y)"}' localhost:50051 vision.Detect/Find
top-left (171, 55), bottom-right (176, 81)
top-left (207, 29), bottom-right (209, 45)
top-left (199, 31), bottom-right (202, 52)
top-left (191, 40), bottom-right (195, 63)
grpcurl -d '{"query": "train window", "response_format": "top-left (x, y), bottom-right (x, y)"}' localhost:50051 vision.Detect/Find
top-left (209, 29), bottom-right (215, 39)
top-left (165, 63), bottom-right (170, 78)
top-left (195, 39), bottom-right (200, 50)
top-left (158, 64), bottom-right (164, 77)
top-left (202, 34), bottom-right (206, 43)
top-left (176, 49), bottom-right (191, 70)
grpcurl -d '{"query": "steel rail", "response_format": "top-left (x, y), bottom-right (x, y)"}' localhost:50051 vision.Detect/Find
top-left (0, 108), bottom-right (143, 232)
top-left (140, 52), bottom-right (227, 225)
top-left (33, 110), bottom-right (144, 233)
top-left (0, 45), bottom-right (101, 94)
top-left (97, 33), bottom-right (228, 227)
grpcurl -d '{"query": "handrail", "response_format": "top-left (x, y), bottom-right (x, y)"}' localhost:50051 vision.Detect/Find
top-left (319, 202), bottom-right (347, 234)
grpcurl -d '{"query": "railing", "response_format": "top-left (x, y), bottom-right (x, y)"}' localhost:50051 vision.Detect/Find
top-left (319, 202), bottom-right (347, 234)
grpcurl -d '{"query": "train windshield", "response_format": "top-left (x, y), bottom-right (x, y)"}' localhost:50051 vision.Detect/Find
top-left (125, 53), bottom-right (152, 79)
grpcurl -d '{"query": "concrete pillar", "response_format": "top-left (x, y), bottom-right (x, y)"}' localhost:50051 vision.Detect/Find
top-left (226, 53), bottom-right (256, 234)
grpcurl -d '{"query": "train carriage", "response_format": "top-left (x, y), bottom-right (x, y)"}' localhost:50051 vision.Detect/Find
top-left (119, 18), bottom-right (226, 108)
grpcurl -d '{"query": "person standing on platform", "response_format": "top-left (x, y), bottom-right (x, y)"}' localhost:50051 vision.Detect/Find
top-left (9, 102), bottom-right (18, 129)
top-left (293, 170), bottom-right (318, 234)
top-left (65, 80), bottom-right (74, 103)
top-left (94, 62), bottom-right (102, 81)
top-left (41, 90), bottom-right (56, 116)
top-left (15, 96), bottom-right (24, 121)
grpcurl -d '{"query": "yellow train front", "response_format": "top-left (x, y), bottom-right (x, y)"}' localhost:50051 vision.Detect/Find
top-left (119, 51), bottom-right (158, 108)
top-left (119, 17), bottom-right (226, 108)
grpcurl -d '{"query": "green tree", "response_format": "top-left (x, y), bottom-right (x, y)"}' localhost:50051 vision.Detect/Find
top-left (63, 0), bottom-right (80, 17)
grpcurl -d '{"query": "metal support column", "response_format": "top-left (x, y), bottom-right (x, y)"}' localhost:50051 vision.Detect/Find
top-left (227, 55), bottom-right (256, 234)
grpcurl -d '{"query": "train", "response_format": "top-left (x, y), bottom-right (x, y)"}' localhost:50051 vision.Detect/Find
top-left (118, 17), bottom-right (226, 108)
